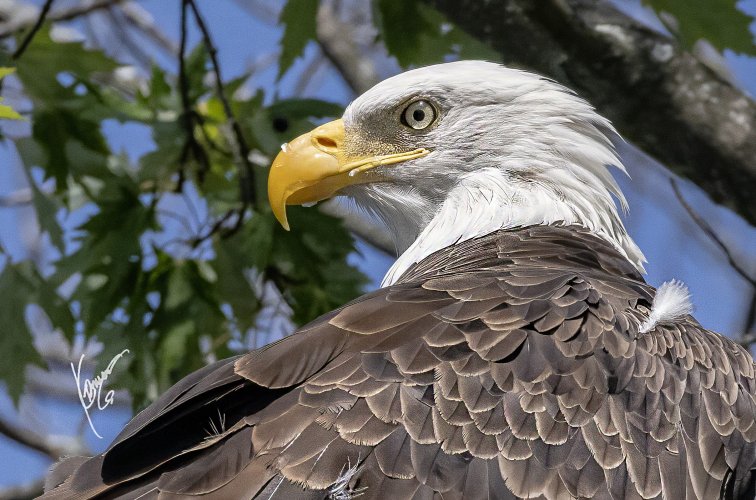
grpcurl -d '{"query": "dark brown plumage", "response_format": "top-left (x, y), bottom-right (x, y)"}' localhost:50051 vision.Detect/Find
top-left (42, 225), bottom-right (756, 499)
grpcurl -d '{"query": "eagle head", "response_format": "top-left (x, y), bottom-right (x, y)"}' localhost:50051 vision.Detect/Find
top-left (268, 61), bottom-right (645, 282)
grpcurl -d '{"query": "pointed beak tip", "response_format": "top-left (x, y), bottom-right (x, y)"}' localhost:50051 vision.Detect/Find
top-left (267, 119), bottom-right (349, 231)
top-left (270, 201), bottom-right (291, 231)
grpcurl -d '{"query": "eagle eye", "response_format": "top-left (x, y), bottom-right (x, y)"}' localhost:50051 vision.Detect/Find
top-left (401, 100), bottom-right (436, 130)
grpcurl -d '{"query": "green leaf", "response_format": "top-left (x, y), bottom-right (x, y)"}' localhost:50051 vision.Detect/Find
top-left (10, 28), bottom-right (121, 191)
top-left (14, 28), bottom-right (118, 104)
top-left (374, 0), bottom-right (500, 68)
top-left (185, 43), bottom-right (210, 102)
top-left (0, 67), bottom-right (21, 120)
top-left (242, 97), bottom-right (342, 158)
top-left (0, 266), bottom-right (41, 403)
top-left (25, 162), bottom-right (65, 251)
top-left (147, 254), bottom-right (226, 394)
top-left (0, 261), bottom-right (74, 403)
top-left (55, 176), bottom-right (155, 333)
top-left (268, 208), bottom-right (366, 325)
top-left (0, 101), bottom-right (22, 120)
top-left (14, 140), bottom-right (65, 251)
top-left (642, 0), bottom-right (756, 55)
top-left (278, 0), bottom-right (319, 78)
top-left (374, 0), bottom-right (434, 66)
top-left (136, 65), bottom-right (176, 114)
top-left (213, 232), bottom-right (261, 333)
top-left (15, 105), bottom-right (111, 195)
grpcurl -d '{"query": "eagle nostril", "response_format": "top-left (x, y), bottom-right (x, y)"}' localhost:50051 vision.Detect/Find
top-left (314, 135), bottom-right (338, 150)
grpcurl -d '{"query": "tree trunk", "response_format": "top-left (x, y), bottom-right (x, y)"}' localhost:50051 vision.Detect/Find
top-left (424, 0), bottom-right (756, 224)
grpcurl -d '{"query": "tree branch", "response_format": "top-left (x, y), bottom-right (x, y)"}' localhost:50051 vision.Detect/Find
top-left (743, 291), bottom-right (756, 346)
top-left (0, 414), bottom-right (86, 459)
top-left (177, 0), bottom-right (210, 190)
top-left (187, 0), bottom-right (255, 215)
top-left (11, 0), bottom-right (55, 60)
top-left (118, 3), bottom-right (178, 56)
top-left (670, 178), bottom-right (755, 287)
top-left (316, 1), bottom-right (379, 94)
top-left (231, 0), bottom-right (279, 25)
top-left (0, 0), bottom-right (126, 39)
top-left (0, 187), bottom-right (33, 207)
top-left (423, 0), bottom-right (756, 224)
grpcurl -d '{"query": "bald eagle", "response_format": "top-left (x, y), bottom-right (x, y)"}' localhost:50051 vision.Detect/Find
top-left (43, 61), bottom-right (755, 499)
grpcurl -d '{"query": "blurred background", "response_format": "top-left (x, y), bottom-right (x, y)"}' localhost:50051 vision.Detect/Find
top-left (0, 0), bottom-right (754, 496)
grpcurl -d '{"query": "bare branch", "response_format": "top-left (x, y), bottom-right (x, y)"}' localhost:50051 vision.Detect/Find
top-left (0, 187), bottom-right (33, 207)
top-left (670, 179), bottom-right (755, 287)
top-left (316, 1), bottom-right (379, 94)
top-left (187, 0), bottom-right (255, 213)
top-left (177, 0), bottom-right (210, 190)
top-left (190, 209), bottom-right (238, 248)
top-left (158, 209), bottom-right (195, 235)
top-left (104, 8), bottom-right (154, 69)
top-left (11, 0), bottom-right (55, 60)
top-left (118, 3), bottom-right (178, 55)
top-left (294, 52), bottom-right (327, 96)
top-left (0, 478), bottom-right (44, 500)
top-left (0, 414), bottom-right (86, 459)
top-left (742, 291), bottom-right (756, 344)
top-left (232, 0), bottom-right (280, 25)
top-left (0, 0), bottom-right (126, 39)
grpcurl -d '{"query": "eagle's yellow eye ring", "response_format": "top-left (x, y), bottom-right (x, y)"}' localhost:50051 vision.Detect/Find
top-left (401, 100), bottom-right (436, 130)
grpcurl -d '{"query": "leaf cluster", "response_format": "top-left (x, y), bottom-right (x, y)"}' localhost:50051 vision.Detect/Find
top-left (0, 28), bottom-right (364, 408)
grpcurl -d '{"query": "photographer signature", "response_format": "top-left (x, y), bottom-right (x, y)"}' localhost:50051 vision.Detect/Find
top-left (70, 349), bottom-right (129, 439)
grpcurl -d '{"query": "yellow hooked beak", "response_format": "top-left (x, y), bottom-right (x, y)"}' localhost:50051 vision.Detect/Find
top-left (268, 119), bottom-right (429, 230)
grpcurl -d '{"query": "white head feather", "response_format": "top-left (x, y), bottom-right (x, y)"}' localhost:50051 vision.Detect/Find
top-left (338, 61), bottom-right (645, 285)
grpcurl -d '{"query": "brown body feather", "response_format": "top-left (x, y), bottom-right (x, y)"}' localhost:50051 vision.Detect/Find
top-left (43, 226), bottom-right (756, 499)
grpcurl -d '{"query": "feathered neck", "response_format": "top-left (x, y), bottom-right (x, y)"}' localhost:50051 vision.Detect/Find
top-left (380, 166), bottom-right (645, 287)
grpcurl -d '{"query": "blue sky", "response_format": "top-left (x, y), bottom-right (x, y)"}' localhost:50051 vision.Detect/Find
top-left (0, 0), bottom-right (754, 488)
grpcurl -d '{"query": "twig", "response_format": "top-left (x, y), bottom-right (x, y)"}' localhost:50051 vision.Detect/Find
top-left (316, 1), bottom-right (378, 94)
top-left (177, 0), bottom-right (191, 190)
top-left (189, 209), bottom-right (238, 248)
top-left (742, 291), bottom-right (756, 346)
top-left (0, 187), bottom-right (33, 207)
top-left (105, 8), bottom-right (154, 68)
top-left (196, 116), bottom-right (233, 157)
top-left (118, 3), bottom-right (178, 55)
top-left (0, 414), bottom-right (86, 459)
top-left (231, 0), bottom-right (280, 25)
top-left (181, 190), bottom-right (203, 230)
top-left (670, 178), bottom-right (755, 287)
top-left (294, 51), bottom-right (327, 95)
top-left (187, 0), bottom-right (256, 214)
top-left (157, 209), bottom-right (195, 235)
top-left (0, 0), bottom-right (126, 39)
top-left (11, 0), bottom-right (55, 60)
top-left (177, 0), bottom-right (210, 190)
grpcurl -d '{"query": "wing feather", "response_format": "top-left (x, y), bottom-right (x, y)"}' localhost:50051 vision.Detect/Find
top-left (42, 226), bottom-right (756, 499)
